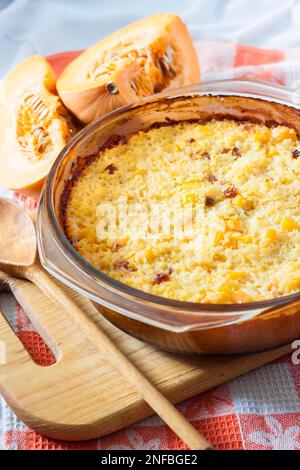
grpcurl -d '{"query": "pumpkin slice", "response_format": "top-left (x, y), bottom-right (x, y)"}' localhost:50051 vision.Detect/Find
top-left (0, 55), bottom-right (77, 190)
top-left (57, 13), bottom-right (200, 124)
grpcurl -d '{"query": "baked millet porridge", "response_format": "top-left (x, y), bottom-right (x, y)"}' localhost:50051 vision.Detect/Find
top-left (63, 119), bottom-right (300, 303)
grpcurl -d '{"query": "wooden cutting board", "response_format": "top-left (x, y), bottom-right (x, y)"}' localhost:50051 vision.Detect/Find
top-left (0, 276), bottom-right (292, 441)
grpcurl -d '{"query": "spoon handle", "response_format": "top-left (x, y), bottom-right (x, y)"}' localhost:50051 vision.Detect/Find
top-left (24, 263), bottom-right (212, 451)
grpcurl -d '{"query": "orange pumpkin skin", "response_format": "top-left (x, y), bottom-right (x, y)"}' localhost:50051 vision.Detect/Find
top-left (0, 55), bottom-right (77, 191)
top-left (57, 13), bottom-right (200, 124)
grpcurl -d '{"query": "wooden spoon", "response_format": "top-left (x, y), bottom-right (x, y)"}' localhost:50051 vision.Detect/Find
top-left (0, 198), bottom-right (36, 266)
top-left (0, 197), bottom-right (212, 450)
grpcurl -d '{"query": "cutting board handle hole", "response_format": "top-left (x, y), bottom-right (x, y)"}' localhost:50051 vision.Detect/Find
top-left (0, 294), bottom-right (56, 366)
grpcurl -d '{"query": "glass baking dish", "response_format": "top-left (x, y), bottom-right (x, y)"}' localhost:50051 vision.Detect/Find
top-left (37, 79), bottom-right (300, 354)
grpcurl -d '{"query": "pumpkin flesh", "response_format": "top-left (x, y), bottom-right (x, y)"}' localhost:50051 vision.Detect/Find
top-left (0, 55), bottom-right (77, 190)
top-left (57, 13), bottom-right (200, 124)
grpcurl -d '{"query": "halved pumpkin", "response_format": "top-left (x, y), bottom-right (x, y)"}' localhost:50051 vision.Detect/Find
top-left (0, 55), bottom-right (77, 190)
top-left (57, 13), bottom-right (200, 124)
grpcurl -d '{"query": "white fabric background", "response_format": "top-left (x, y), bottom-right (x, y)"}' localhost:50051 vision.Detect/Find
top-left (0, 0), bottom-right (300, 79)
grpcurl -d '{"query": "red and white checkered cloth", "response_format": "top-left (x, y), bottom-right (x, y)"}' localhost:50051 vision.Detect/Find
top-left (1, 42), bottom-right (300, 450)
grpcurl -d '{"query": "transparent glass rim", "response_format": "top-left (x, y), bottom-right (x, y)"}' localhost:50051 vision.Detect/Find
top-left (41, 78), bottom-right (300, 316)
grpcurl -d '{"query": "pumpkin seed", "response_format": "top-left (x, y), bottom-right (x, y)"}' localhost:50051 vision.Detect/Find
top-left (106, 82), bottom-right (119, 94)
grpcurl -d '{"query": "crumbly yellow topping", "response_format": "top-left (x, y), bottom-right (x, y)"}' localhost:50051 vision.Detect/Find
top-left (64, 119), bottom-right (300, 303)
